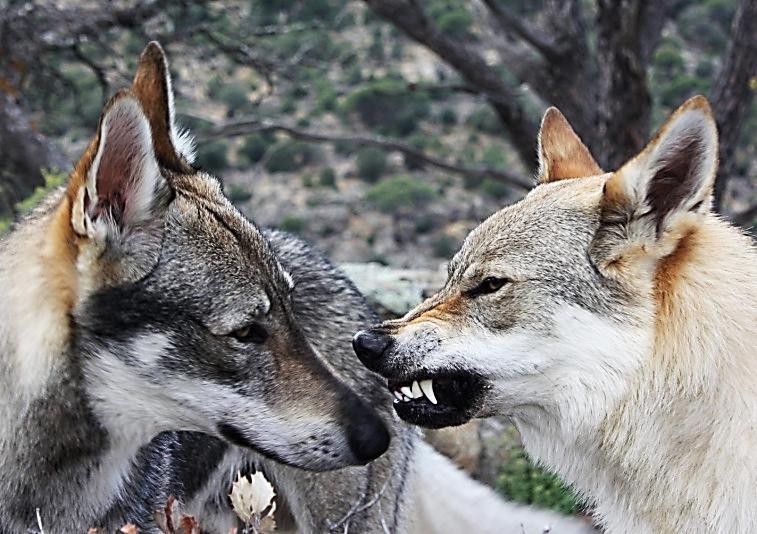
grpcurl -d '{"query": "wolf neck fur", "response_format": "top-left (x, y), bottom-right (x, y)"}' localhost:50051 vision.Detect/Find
top-left (0, 203), bottom-right (149, 528)
top-left (520, 216), bottom-right (757, 531)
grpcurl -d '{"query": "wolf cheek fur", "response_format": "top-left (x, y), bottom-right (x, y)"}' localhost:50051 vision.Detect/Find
top-left (0, 41), bottom-right (392, 531)
top-left (357, 96), bottom-right (757, 532)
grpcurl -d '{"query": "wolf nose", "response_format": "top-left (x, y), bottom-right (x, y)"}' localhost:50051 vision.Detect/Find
top-left (352, 329), bottom-right (392, 367)
top-left (344, 398), bottom-right (391, 463)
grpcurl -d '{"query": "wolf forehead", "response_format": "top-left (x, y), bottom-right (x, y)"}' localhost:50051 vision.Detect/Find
top-left (159, 171), bottom-right (294, 316)
top-left (448, 177), bottom-right (606, 277)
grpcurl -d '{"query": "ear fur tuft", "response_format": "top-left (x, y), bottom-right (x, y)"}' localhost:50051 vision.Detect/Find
top-left (538, 107), bottom-right (603, 183)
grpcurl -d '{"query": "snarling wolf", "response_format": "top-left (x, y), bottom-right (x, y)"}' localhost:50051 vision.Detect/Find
top-left (355, 97), bottom-right (757, 532)
top-left (0, 43), bottom-right (592, 533)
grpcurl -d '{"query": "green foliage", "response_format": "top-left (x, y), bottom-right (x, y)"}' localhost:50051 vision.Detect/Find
top-left (356, 147), bottom-right (388, 182)
top-left (343, 77), bottom-right (430, 136)
top-left (365, 175), bottom-right (438, 213)
top-left (226, 184), bottom-right (253, 204)
top-left (438, 107), bottom-right (458, 126)
top-left (430, 234), bottom-right (458, 258)
top-left (481, 178), bottom-right (510, 200)
top-left (428, 0), bottom-right (474, 38)
top-left (195, 140), bottom-right (230, 172)
top-left (16, 169), bottom-right (67, 214)
top-left (238, 134), bottom-right (270, 165)
top-left (319, 167), bottom-right (337, 188)
top-left (217, 83), bottom-right (251, 115)
top-left (279, 214), bottom-right (306, 234)
top-left (466, 107), bottom-right (505, 135)
top-left (314, 78), bottom-right (338, 113)
top-left (653, 41), bottom-right (685, 77)
top-left (497, 442), bottom-right (582, 515)
top-left (264, 140), bottom-right (318, 173)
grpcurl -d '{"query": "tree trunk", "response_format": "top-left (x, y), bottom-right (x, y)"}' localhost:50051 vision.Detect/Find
top-left (710, 0), bottom-right (757, 211)
top-left (595, 0), bottom-right (653, 171)
top-left (363, 0), bottom-right (539, 172)
top-left (0, 94), bottom-right (68, 220)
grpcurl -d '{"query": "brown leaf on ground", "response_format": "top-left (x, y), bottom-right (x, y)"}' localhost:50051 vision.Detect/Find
top-left (179, 515), bottom-right (200, 534)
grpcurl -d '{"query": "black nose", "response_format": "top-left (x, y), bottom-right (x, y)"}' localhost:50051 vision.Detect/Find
top-left (344, 400), bottom-right (391, 463)
top-left (352, 329), bottom-right (392, 368)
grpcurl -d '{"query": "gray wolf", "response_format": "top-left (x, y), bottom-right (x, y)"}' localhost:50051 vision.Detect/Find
top-left (354, 96), bottom-right (757, 532)
top-left (0, 42), bottom-right (591, 533)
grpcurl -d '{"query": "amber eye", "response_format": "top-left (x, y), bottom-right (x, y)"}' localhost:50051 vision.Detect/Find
top-left (230, 323), bottom-right (268, 344)
top-left (467, 276), bottom-right (510, 297)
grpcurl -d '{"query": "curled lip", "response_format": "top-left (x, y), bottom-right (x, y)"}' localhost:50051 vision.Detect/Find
top-left (385, 371), bottom-right (489, 429)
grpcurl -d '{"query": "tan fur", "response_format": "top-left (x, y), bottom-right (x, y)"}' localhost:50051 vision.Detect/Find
top-left (538, 107), bottom-right (603, 182)
top-left (367, 96), bottom-right (757, 532)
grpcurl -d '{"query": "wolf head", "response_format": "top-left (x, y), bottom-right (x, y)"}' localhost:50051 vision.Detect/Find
top-left (354, 97), bottom-right (719, 431)
top-left (51, 43), bottom-right (388, 470)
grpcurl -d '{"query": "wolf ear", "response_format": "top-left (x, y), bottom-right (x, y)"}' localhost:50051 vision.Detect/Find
top-left (537, 107), bottom-right (602, 183)
top-left (71, 93), bottom-right (169, 239)
top-left (590, 96), bottom-right (718, 272)
top-left (131, 41), bottom-right (195, 171)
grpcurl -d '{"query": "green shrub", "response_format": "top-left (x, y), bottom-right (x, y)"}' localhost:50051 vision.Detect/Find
top-left (429, 1), bottom-right (474, 37)
top-left (238, 134), bottom-right (269, 165)
top-left (16, 169), bottom-right (67, 214)
top-left (481, 178), bottom-right (510, 200)
top-left (264, 141), bottom-right (318, 173)
top-left (195, 140), bottom-right (230, 172)
top-left (314, 78), bottom-right (338, 113)
top-left (496, 442), bottom-right (582, 515)
top-left (217, 83), bottom-right (250, 115)
top-left (344, 77), bottom-right (430, 136)
top-left (319, 167), bottom-right (337, 188)
top-left (279, 215), bottom-right (306, 234)
top-left (365, 175), bottom-right (438, 213)
top-left (439, 107), bottom-right (458, 126)
top-left (356, 147), bottom-right (388, 182)
top-left (430, 234), bottom-right (458, 258)
top-left (466, 107), bottom-right (504, 135)
top-left (226, 184), bottom-right (253, 204)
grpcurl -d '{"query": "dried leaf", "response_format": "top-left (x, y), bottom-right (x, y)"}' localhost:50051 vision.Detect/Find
top-left (229, 471), bottom-right (276, 525)
top-left (179, 515), bottom-right (200, 534)
top-left (120, 523), bottom-right (139, 534)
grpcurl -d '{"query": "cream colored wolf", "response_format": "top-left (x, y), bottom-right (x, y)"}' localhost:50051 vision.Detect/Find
top-left (354, 96), bottom-right (757, 533)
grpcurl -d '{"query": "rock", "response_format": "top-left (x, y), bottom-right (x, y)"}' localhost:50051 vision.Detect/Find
top-left (340, 262), bottom-right (446, 317)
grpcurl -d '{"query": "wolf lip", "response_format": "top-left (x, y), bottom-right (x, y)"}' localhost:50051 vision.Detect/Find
top-left (386, 372), bottom-right (487, 429)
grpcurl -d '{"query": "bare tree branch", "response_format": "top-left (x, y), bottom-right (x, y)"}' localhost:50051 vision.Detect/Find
top-left (363, 0), bottom-right (539, 172)
top-left (195, 118), bottom-right (532, 190)
top-left (710, 0), bottom-right (757, 210)
top-left (481, 0), bottom-right (558, 60)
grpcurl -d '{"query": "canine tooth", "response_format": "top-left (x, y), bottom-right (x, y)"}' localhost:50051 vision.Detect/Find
top-left (400, 386), bottom-right (413, 398)
top-left (402, 394), bottom-right (411, 402)
top-left (393, 391), bottom-right (403, 401)
top-left (420, 379), bottom-right (437, 405)
top-left (411, 380), bottom-right (422, 398)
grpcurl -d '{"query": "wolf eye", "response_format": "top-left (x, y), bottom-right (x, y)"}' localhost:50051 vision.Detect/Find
top-left (467, 276), bottom-right (510, 297)
top-left (230, 323), bottom-right (268, 344)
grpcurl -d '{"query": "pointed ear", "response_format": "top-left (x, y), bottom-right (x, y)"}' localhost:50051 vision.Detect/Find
top-left (70, 92), bottom-right (170, 239)
top-left (537, 107), bottom-right (603, 183)
top-left (591, 96), bottom-right (718, 271)
top-left (131, 41), bottom-right (195, 171)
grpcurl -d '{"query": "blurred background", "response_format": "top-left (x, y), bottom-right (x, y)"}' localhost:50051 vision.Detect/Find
top-left (0, 0), bottom-right (754, 518)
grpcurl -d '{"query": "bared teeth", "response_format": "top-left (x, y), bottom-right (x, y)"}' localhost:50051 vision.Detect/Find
top-left (420, 379), bottom-right (437, 405)
top-left (392, 379), bottom-right (438, 405)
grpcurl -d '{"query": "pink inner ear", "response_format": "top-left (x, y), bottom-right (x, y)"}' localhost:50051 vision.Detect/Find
top-left (90, 109), bottom-right (147, 223)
